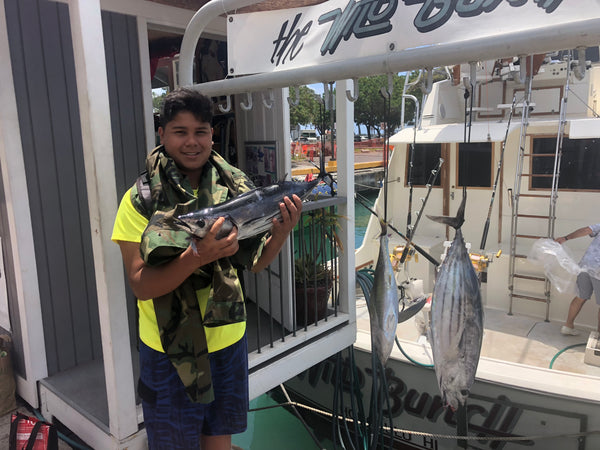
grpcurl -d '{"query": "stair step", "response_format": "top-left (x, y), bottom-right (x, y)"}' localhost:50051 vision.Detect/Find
top-left (510, 293), bottom-right (549, 303)
top-left (519, 194), bottom-right (552, 198)
top-left (516, 214), bottom-right (550, 219)
top-left (513, 274), bottom-right (546, 282)
top-left (523, 153), bottom-right (556, 157)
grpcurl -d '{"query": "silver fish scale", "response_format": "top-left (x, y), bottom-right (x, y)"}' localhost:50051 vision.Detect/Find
top-left (368, 224), bottom-right (399, 365)
top-left (430, 229), bottom-right (483, 410)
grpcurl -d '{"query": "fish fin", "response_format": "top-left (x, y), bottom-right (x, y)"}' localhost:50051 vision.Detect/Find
top-left (191, 238), bottom-right (200, 256)
top-left (426, 187), bottom-right (467, 230)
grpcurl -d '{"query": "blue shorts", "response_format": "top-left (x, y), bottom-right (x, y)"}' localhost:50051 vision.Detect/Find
top-left (138, 335), bottom-right (249, 449)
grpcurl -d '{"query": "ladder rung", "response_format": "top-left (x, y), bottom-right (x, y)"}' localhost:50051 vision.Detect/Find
top-left (523, 153), bottom-right (555, 157)
top-left (513, 274), bottom-right (546, 281)
top-left (519, 194), bottom-right (551, 198)
top-left (510, 293), bottom-right (548, 303)
top-left (514, 254), bottom-right (528, 259)
top-left (516, 214), bottom-right (550, 219)
top-left (520, 174), bottom-right (554, 177)
top-left (516, 234), bottom-right (546, 239)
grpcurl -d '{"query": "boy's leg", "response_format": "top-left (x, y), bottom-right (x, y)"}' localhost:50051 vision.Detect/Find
top-left (201, 434), bottom-right (231, 450)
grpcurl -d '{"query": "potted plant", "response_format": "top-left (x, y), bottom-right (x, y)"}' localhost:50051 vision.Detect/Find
top-left (294, 255), bottom-right (333, 325)
top-left (293, 207), bottom-right (342, 326)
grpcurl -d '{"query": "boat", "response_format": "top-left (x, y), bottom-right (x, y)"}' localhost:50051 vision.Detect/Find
top-left (286, 50), bottom-right (600, 449)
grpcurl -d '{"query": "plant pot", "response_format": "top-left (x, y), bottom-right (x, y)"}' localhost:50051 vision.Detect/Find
top-left (295, 282), bottom-right (332, 326)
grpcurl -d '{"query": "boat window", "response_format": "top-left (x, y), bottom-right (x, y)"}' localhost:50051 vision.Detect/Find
top-left (531, 137), bottom-right (600, 190)
top-left (458, 142), bottom-right (492, 187)
top-left (406, 143), bottom-right (442, 186)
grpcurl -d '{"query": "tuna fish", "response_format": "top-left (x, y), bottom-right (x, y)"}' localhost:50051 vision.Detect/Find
top-left (427, 188), bottom-right (483, 410)
top-left (368, 220), bottom-right (399, 365)
top-left (175, 178), bottom-right (321, 240)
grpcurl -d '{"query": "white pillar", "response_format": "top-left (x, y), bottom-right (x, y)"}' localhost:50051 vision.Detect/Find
top-left (336, 80), bottom-right (356, 320)
top-left (67, 0), bottom-right (138, 439)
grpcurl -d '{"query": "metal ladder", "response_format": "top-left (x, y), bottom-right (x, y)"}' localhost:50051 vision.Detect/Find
top-left (508, 55), bottom-right (570, 320)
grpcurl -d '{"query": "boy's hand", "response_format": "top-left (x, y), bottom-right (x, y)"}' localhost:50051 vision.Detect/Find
top-left (189, 217), bottom-right (239, 264)
top-left (271, 195), bottom-right (302, 241)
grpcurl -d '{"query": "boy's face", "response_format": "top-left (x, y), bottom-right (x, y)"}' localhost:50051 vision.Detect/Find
top-left (158, 111), bottom-right (213, 185)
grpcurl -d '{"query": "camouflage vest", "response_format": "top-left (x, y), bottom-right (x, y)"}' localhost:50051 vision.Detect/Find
top-left (131, 146), bottom-right (263, 403)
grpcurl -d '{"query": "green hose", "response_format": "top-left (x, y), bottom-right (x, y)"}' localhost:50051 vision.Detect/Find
top-left (549, 343), bottom-right (586, 369)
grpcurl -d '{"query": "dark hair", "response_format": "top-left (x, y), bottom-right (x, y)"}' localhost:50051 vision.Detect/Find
top-left (160, 88), bottom-right (214, 127)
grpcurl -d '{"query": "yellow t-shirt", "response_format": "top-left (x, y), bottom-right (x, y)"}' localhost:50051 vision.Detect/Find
top-left (111, 188), bottom-right (245, 353)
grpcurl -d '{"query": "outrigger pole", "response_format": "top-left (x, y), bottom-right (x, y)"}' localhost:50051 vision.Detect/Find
top-left (480, 95), bottom-right (517, 251)
top-left (355, 194), bottom-right (440, 267)
top-left (398, 158), bottom-right (444, 264)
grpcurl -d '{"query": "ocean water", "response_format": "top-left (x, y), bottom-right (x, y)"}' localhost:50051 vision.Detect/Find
top-left (354, 190), bottom-right (378, 249)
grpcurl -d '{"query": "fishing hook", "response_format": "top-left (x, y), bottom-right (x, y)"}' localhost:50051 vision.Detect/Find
top-left (323, 83), bottom-right (331, 111)
top-left (346, 78), bottom-right (359, 102)
top-left (240, 92), bottom-right (253, 111)
top-left (287, 86), bottom-right (300, 106)
top-left (420, 68), bottom-right (433, 95)
top-left (217, 95), bottom-right (231, 113)
top-left (379, 73), bottom-right (393, 99)
top-left (262, 89), bottom-right (274, 109)
top-left (572, 46), bottom-right (587, 81)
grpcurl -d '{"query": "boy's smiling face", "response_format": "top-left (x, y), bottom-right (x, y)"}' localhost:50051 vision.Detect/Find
top-left (158, 111), bottom-right (213, 187)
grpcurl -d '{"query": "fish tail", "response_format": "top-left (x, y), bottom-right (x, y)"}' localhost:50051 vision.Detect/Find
top-left (427, 187), bottom-right (467, 230)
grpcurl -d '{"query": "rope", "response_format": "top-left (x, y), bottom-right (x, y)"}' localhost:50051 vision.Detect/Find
top-left (250, 399), bottom-right (600, 443)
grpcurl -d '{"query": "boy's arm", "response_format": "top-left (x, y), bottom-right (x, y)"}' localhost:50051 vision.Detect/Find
top-left (119, 217), bottom-right (239, 300)
top-left (251, 195), bottom-right (302, 273)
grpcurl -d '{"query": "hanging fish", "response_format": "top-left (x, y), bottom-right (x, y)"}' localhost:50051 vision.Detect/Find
top-left (368, 219), bottom-right (399, 365)
top-left (427, 188), bottom-right (483, 410)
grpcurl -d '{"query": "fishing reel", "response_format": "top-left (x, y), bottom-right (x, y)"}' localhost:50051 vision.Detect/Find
top-left (390, 244), bottom-right (418, 270)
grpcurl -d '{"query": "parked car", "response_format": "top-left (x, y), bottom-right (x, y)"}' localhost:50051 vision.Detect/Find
top-left (299, 129), bottom-right (318, 144)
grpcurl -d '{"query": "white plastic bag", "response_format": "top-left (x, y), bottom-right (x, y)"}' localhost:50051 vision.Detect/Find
top-left (528, 239), bottom-right (581, 293)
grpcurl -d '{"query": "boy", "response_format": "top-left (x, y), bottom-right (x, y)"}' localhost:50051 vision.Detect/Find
top-left (112, 88), bottom-right (301, 449)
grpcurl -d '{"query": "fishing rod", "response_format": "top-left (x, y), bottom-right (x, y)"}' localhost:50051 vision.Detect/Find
top-left (480, 95), bottom-right (516, 250)
top-left (398, 157), bottom-right (444, 264)
top-left (355, 194), bottom-right (440, 267)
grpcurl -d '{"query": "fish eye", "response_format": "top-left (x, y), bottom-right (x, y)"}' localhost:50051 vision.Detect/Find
top-left (196, 219), bottom-right (205, 228)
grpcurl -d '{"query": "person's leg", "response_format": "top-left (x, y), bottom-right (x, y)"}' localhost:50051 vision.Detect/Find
top-left (139, 341), bottom-right (206, 449)
top-left (201, 434), bottom-right (231, 450)
top-left (202, 334), bottom-right (249, 447)
top-left (565, 296), bottom-right (586, 328)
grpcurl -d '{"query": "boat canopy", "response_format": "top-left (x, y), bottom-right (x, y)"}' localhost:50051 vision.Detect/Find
top-left (389, 122), bottom-right (520, 144)
top-left (568, 118), bottom-right (600, 139)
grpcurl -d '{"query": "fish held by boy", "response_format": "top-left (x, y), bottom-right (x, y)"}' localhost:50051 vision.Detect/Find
top-left (175, 177), bottom-right (322, 241)
top-left (368, 219), bottom-right (399, 365)
top-left (427, 188), bottom-right (483, 410)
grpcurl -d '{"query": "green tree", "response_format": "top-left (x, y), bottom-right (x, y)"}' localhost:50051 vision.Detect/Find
top-left (289, 85), bottom-right (321, 128)
top-left (354, 74), bottom-right (406, 139)
top-left (152, 89), bottom-right (167, 113)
